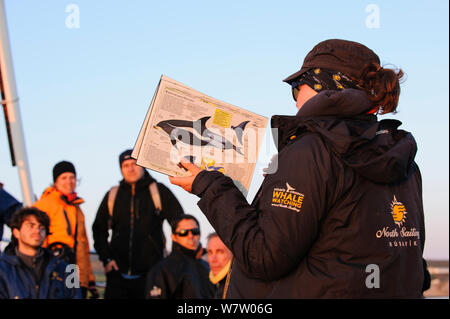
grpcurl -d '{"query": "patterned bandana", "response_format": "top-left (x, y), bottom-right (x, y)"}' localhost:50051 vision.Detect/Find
top-left (290, 68), bottom-right (361, 101)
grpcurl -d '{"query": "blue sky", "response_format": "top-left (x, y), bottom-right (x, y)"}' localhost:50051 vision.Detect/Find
top-left (1, 0), bottom-right (448, 259)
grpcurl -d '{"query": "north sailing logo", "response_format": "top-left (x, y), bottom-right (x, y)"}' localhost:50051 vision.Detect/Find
top-left (375, 195), bottom-right (420, 248)
top-left (390, 195), bottom-right (407, 227)
top-left (271, 182), bottom-right (304, 212)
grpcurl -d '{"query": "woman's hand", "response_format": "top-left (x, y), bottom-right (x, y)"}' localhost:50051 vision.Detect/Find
top-left (169, 160), bottom-right (202, 193)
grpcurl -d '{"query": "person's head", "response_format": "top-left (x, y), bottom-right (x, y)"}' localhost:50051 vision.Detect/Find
top-left (206, 233), bottom-right (233, 276)
top-left (53, 161), bottom-right (77, 195)
top-left (171, 214), bottom-right (201, 251)
top-left (10, 207), bottom-right (50, 255)
top-left (119, 149), bottom-right (145, 185)
top-left (284, 39), bottom-right (404, 114)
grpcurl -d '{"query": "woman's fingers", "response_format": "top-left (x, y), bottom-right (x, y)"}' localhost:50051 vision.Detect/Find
top-left (179, 159), bottom-right (202, 174)
top-left (169, 160), bottom-right (202, 193)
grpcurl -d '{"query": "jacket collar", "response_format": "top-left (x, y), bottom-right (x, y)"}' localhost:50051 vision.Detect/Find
top-left (39, 187), bottom-right (84, 205)
top-left (271, 89), bottom-right (377, 151)
top-left (15, 247), bottom-right (45, 269)
top-left (1, 246), bottom-right (54, 267)
top-left (209, 260), bottom-right (231, 284)
top-left (119, 170), bottom-right (155, 191)
top-left (172, 242), bottom-right (200, 259)
top-left (270, 88), bottom-right (416, 184)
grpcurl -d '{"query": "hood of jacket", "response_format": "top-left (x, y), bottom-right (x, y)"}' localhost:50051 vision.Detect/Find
top-left (271, 89), bottom-right (417, 184)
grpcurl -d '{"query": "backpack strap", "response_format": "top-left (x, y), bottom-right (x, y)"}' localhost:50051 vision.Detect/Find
top-left (149, 182), bottom-right (162, 215)
top-left (106, 183), bottom-right (161, 228)
top-left (107, 186), bottom-right (119, 230)
top-left (107, 186), bottom-right (119, 217)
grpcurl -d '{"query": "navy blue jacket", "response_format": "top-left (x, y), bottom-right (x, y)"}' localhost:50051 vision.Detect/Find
top-left (0, 188), bottom-right (22, 242)
top-left (0, 248), bottom-right (82, 299)
top-left (192, 89), bottom-right (426, 298)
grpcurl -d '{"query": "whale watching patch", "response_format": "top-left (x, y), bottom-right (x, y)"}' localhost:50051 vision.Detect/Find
top-left (271, 182), bottom-right (304, 212)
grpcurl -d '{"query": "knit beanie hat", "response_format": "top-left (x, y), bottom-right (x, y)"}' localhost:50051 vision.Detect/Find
top-left (53, 161), bottom-right (76, 182)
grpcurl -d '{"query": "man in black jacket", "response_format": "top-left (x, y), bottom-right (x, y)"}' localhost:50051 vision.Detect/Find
top-left (92, 149), bottom-right (184, 299)
top-left (145, 214), bottom-right (214, 299)
top-left (170, 39), bottom-right (427, 298)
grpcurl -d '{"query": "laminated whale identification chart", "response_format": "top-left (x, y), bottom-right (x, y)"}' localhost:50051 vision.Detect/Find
top-left (132, 75), bottom-right (268, 196)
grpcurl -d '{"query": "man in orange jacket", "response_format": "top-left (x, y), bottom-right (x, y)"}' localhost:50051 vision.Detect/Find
top-left (33, 161), bottom-right (98, 298)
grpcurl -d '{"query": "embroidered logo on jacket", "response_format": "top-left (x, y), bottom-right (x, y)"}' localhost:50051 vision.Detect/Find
top-left (271, 182), bottom-right (304, 212)
top-left (390, 195), bottom-right (407, 227)
top-left (375, 195), bottom-right (420, 248)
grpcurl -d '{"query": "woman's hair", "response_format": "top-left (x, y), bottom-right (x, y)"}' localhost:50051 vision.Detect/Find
top-left (357, 62), bottom-right (405, 114)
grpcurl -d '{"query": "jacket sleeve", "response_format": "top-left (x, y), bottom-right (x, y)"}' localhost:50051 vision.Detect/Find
top-left (414, 163), bottom-right (430, 292)
top-left (75, 209), bottom-right (95, 287)
top-left (0, 188), bottom-right (22, 227)
top-left (158, 183), bottom-right (184, 223)
top-left (145, 261), bottom-right (174, 299)
top-left (192, 133), bottom-right (334, 281)
top-left (92, 193), bottom-right (112, 265)
top-left (0, 273), bottom-right (9, 299)
top-left (414, 163), bottom-right (426, 252)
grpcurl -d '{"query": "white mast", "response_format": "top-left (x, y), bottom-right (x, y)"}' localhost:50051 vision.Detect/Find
top-left (0, 0), bottom-right (34, 205)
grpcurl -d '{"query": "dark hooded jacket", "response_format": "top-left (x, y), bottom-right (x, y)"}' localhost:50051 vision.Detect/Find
top-left (192, 89), bottom-right (426, 298)
top-left (92, 171), bottom-right (184, 276)
top-left (145, 242), bottom-right (214, 299)
top-left (0, 188), bottom-right (22, 243)
top-left (0, 247), bottom-right (81, 299)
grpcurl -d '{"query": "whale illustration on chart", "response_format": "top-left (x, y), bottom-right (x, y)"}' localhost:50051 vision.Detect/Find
top-left (155, 117), bottom-right (243, 155)
top-left (158, 117), bottom-right (249, 144)
top-left (154, 116), bottom-right (247, 155)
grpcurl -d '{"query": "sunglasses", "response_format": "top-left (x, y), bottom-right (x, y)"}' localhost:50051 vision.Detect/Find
top-left (290, 79), bottom-right (304, 101)
top-left (175, 228), bottom-right (200, 237)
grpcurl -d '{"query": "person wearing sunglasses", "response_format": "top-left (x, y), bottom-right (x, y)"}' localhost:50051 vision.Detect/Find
top-left (169, 39), bottom-right (427, 298)
top-left (145, 214), bottom-right (214, 299)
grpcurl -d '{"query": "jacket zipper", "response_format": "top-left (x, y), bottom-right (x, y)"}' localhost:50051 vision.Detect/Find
top-left (128, 184), bottom-right (135, 276)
